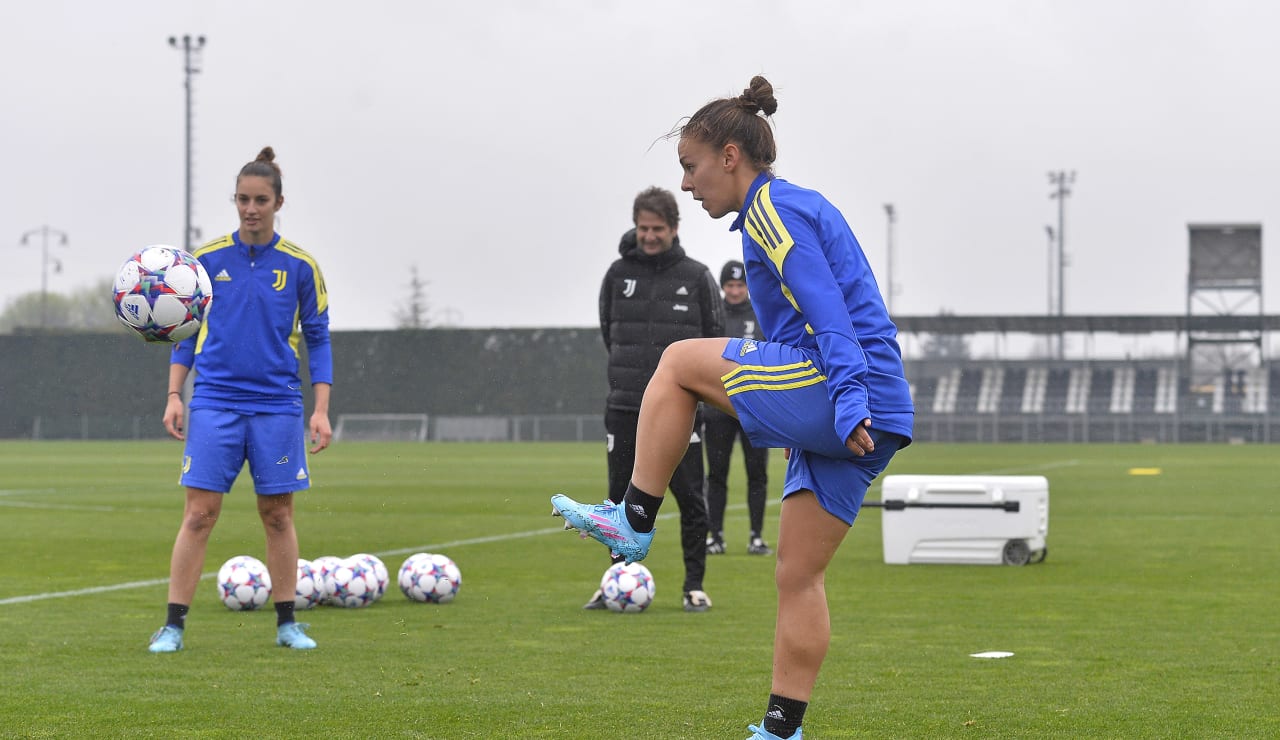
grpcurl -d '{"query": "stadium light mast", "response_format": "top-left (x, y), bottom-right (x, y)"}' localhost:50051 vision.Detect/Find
top-left (169, 34), bottom-right (206, 251)
top-left (883, 203), bottom-right (896, 314)
top-left (1044, 225), bottom-right (1055, 315)
top-left (19, 225), bottom-right (69, 328)
top-left (1048, 171), bottom-right (1075, 359)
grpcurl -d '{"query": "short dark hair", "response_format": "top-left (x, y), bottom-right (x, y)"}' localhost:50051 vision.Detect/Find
top-left (632, 186), bottom-right (679, 229)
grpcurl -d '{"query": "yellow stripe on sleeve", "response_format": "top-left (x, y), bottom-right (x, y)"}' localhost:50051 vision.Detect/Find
top-left (744, 182), bottom-right (795, 277)
top-left (277, 239), bottom-right (328, 314)
top-left (193, 234), bottom-right (234, 258)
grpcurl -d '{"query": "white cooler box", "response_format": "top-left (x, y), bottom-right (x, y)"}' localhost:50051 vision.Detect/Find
top-left (872, 475), bottom-right (1049, 565)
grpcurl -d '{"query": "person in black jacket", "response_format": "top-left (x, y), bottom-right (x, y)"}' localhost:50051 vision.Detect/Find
top-left (704, 260), bottom-right (772, 556)
top-left (590, 185), bottom-right (725, 612)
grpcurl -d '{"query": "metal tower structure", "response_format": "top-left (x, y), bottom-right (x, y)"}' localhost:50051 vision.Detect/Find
top-left (168, 34), bottom-right (206, 250)
top-left (1186, 223), bottom-right (1264, 392)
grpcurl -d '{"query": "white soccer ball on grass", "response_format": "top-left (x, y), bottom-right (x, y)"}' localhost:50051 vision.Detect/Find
top-left (216, 555), bottom-right (272, 611)
top-left (398, 553), bottom-right (462, 604)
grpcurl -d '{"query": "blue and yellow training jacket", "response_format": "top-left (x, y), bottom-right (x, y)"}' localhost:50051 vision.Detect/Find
top-left (730, 173), bottom-right (914, 445)
top-left (171, 231), bottom-right (333, 414)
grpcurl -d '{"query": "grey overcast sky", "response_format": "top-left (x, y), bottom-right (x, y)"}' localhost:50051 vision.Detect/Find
top-left (2, 0), bottom-right (1277, 332)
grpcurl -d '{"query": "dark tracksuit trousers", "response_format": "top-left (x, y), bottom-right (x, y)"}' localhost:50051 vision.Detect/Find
top-left (606, 408), bottom-right (707, 594)
top-left (702, 406), bottom-right (769, 539)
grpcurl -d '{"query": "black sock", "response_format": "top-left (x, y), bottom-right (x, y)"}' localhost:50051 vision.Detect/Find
top-left (622, 482), bottom-right (662, 533)
top-left (274, 600), bottom-right (296, 627)
top-left (166, 603), bottom-right (189, 630)
top-left (763, 694), bottom-right (807, 738)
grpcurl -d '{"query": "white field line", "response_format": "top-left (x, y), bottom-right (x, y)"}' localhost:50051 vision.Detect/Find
top-left (0, 505), bottom-right (699, 606)
top-left (0, 500), bottom-right (149, 513)
top-left (0, 488), bottom-right (60, 496)
top-left (971, 459), bottom-right (1082, 475)
top-left (0, 457), bottom-right (1082, 606)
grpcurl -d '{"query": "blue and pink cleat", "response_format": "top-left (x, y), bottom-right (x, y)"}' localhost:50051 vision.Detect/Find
top-left (147, 625), bottom-right (184, 653)
top-left (747, 724), bottom-right (803, 740)
top-left (550, 494), bottom-right (654, 564)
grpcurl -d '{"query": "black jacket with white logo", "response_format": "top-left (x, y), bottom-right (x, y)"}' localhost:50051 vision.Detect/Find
top-left (723, 298), bottom-right (764, 342)
top-left (598, 229), bottom-right (724, 412)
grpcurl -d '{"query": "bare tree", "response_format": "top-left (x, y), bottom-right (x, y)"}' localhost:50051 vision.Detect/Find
top-left (392, 265), bottom-right (432, 329)
top-left (0, 278), bottom-right (126, 334)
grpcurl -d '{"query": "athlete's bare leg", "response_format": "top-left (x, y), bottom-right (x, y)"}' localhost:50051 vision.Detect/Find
top-left (771, 491), bottom-right (850, 701)
top-left (166, 487), bottom-right (224, 604)
top-left (631, 338), bottom-right (737, 496)
top-left (257, 493), bottom-right (299, 602)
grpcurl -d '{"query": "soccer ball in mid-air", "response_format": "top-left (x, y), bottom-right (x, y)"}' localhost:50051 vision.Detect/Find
top-left (293, 559), bottom-right (323, 610)
top-left (217, 555), bottom-right (272, 611)
top-left (113, 245), bottom-right (212, 343)
top-left (352, 553), bottom-right (389, 602)
top-left (324, 556), bottom-right (380, 608)
top-left (600, 562), bottom-right (654, 613)
top-left (398, 553), bottom-right (462, 604)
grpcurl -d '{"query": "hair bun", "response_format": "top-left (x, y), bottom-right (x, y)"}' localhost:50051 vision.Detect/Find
top-left (256, 146), bottom-right (276, 163)
top-left (738, 75), bottom-right (778, 117)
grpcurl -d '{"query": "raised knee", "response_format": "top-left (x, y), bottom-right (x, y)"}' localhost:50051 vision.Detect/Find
top-left (661, 338), bottom-right (703, 364)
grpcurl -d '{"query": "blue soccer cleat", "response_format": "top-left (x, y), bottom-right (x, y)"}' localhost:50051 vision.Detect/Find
top-left (276, 622), bottom-right (317, 650)
top-left (747, 724), bottom-right (803, 740)
top-left (550, 494), bottom-right (654, 564)
top-left (148, 625), bottom-right (184, 653)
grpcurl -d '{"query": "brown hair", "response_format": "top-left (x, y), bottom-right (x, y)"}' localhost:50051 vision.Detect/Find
top-left (238, 146), bottom-right (283, 198)
top-left (632, 186), bottom-right (680, 229)
top-left (682, 76), bottom-right (778, 172)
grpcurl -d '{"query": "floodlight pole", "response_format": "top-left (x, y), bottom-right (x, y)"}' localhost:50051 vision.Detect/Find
top-left (1044, 225), bottom-right (1055, 315)
top-left (169, 34), bottom-right (206, 251)
top-left (19, 225), bottom-right (69, 328)
top-left (1048, 171), bottom-right (1075, 359)
top-left (883, 203), bottom-right (896, 314)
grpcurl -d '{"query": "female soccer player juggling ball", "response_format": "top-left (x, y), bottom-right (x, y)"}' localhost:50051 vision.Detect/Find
top-left (553, 76), bottom-right (914, 739)
top-left (148, 146), bottom-right (333, 653)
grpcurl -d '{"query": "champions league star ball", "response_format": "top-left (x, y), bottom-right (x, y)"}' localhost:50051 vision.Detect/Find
top-left (352, 553), bottom-right (389, 602)
top-left (310, 555), bottom-right (342, 605)
top-left (217, 555), bottom-right (272, 611)
top-left (600, 562), bottom-right (654, 613)
top-left (398, 553), bottom-right (462, 604)
top-left (113, 245), bottom-right (212, 343)
top-left (324, 556), bottom-right (380, 608)
top-left (293, 559), bottom-right (323, 610)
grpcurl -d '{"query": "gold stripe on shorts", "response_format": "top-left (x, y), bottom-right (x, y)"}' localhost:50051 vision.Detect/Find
top-left (722, 360), bottom-right (827, 397)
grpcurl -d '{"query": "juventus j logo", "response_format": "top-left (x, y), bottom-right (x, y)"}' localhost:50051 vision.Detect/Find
top-left (744, 320), bottom-right (756, 337)
top-left (622, 278), bottom-right (637, 298)
top-left (271, 269), bottom-right (287, 291)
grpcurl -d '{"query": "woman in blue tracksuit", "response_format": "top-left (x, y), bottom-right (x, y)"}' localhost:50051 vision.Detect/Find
top-left (552, 76), bottom-right (914, 739)
top-left (148, 146), bottom-right (333, 654)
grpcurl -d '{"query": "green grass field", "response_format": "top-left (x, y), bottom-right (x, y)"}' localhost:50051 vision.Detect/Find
top-left (0, 441), bottom-right (1276, 738)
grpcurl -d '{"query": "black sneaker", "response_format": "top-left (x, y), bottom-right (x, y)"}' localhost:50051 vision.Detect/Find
top-left (583, 588), bottom-right (607, 610)
top-left (706, 533), bottom-right (726, 555)
top-left (747, 536), bottom-right (773, 556)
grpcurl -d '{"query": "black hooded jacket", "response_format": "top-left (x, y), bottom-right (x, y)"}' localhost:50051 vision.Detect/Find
top-left (724, 298), bottom-right (764, 342)
top-left (598, 229), bottom-right (724, 412)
